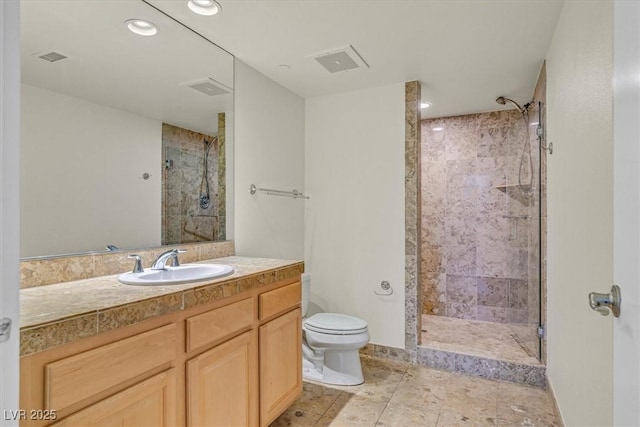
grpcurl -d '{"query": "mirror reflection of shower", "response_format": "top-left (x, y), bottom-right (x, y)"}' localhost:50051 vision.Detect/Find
top-left (199, 137), bottom-right (216, 209)
top-left (161, 120), bottom-right (225, 245)
top-left (496, 96), bottom-right (534, 191)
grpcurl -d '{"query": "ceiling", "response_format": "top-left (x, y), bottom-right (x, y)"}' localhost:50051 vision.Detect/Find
top-left (21, 0), bottom-right (234, 136)
top-left (150, 0), bottom-right (564, 119)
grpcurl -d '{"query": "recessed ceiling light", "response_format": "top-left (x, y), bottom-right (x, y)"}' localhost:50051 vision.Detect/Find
top-left (125, 19), bottom-right (158, 36)
top-left (187, 0), bottom-right (221, 16)
top-left (431, 126), bottom-right (444, 131)
top-left (421, 102), bottom-right (432, 109)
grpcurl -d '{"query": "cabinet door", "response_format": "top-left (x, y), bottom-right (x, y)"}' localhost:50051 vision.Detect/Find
top-left (259, 308), bottom-right (302, 427)
top-left (50, 369), bottom-right (176, 427)
top-left (187, 330), bottom-right (258, 427)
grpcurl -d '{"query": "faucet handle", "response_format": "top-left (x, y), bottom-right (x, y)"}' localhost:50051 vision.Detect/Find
top-left (173, 249), bottom-right (187, 267)
top-left (128, 254), bottom-right (144, 273)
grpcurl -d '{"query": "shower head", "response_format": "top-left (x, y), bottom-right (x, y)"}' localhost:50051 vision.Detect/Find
top-left (495, 96), bottom-right (525, 114)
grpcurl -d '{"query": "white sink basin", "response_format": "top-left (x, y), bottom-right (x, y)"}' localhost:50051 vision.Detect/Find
top-left (119, 264), bottom-right (234, 286)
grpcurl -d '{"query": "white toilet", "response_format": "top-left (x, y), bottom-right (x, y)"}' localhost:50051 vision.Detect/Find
top-left (301, 273), bottom-right (370, 386)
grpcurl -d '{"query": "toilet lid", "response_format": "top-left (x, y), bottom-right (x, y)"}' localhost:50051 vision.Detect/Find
top-left (304, 313), bottom-right (368, 334)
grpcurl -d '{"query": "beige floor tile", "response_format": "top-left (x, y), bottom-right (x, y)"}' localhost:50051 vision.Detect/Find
top-left (496, 406), bottom-right (559, 427)
top-left (437, 408), bottom-right (498, 426)
top-left (285, 382), bottom-right (343, 418)
top-left (269, 406), bottom-right (324, 427)
top-left (403, 364), bottom-right (452, 384)
top-left (496, 382), bottom-right (557, 427)
top-left (443, 374), bottom-right (499, 411)
top-left (270, 357), bottom-right (560, 427)
top-left (391, 379), bottom-right (447, 409)
top-left (497, 382), bottom-right (550, 403)
top-left (376, 404), bottom-right (440, 427)
top-left (314, 394), bottom-right (388, 427)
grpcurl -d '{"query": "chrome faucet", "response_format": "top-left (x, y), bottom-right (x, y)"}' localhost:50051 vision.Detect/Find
top-left (150, 249), bottom-right (186, 270)
top-left (127, 254), bottom-right (144, 273)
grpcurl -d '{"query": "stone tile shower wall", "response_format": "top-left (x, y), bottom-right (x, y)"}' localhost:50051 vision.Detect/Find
top-left (420, 110), bottom-right (535, 324)
top-left (162, 120), bottom-right (224, 245)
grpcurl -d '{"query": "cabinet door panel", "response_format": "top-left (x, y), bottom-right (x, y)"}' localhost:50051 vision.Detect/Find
top-left (50, 369), bottom-right (176, 427)
top-left (187, 330), bottom-right (258, 427)
top-left (45, 323), bottom-right (176, 412)
top-left (259, 308), bottom-right (302, 426)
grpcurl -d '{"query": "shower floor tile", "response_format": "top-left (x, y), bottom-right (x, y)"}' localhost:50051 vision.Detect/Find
top-left (421, 315), bottom-right (541, 366)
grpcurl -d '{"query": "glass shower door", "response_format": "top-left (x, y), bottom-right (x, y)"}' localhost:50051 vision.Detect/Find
top-left (504, 101), bottom-right (542, 361)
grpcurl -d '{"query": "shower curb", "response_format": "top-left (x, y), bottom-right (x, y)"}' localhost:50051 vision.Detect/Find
top-left (416, 346), bottom-right (546, 388)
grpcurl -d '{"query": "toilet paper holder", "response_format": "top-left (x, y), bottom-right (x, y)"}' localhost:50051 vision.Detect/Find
top-left (374, 281), bottom-right (393, 296)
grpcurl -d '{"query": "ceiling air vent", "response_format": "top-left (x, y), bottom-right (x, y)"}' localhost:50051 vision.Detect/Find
top-left (181, 78), bottom-right (231, 97)
top-left (38, 51), bottom-right (67, 63)
top-left (310, 45), bottom-right (369, 74)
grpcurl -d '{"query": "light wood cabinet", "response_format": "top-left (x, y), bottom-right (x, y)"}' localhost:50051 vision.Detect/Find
top-left (259, 308), bottom-right (302, 427)
top-left (44, 324), bottom-right (176, 413)
top-left (259, 282), bottom-right (301, 320)
top-left (50, 369), bottom-right (176, 427)
top-left (20, 278), bottom-right (301, 427)
top-left (186, 330), bottom-right (258, 427)
top-left (186, 297), bottom-right (254, 353)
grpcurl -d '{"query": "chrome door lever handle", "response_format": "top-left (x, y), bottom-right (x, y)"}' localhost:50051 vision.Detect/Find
top-left (589, 285), bottom-right (621, 318)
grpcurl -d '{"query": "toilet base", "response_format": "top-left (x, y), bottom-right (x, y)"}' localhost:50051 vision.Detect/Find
top-left (302, 358), bottom-right (364, 386)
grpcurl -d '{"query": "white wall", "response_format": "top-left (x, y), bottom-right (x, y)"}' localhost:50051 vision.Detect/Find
top-left (305, 83), bottom-right (405, 349)
top-left (233, 60), bottom-right (305, 260)
top-left (545, 1), bottom-right (613, 425)
top-left (21, 84), bottom-right (161, 257)
top-left (613, 2), bottom-right (640, 424)
top-left (1, 1), bottom-right (21, 424)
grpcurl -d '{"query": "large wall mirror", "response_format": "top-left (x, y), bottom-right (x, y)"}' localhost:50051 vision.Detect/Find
top-left (20, 0), bottom-right (234, 258)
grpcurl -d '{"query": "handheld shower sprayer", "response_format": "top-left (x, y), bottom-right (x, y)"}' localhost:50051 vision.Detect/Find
top-left (199, 137), bottom-right (216, 209)
top-left (495, 96), bottom-right (534, 190)
top-left (495, 96), bottom-right (526, 114)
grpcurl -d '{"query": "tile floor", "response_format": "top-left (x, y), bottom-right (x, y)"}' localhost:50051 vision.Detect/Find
top-left (270, 356), bottom-right (560, 427)
top-left (421, 315), bottom-right (541, 366)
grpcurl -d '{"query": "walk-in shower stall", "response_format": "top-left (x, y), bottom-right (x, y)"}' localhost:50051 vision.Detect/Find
top-left (419, 95), bottom-right (545, 382)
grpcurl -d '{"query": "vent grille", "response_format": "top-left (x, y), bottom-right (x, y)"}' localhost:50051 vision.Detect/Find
top-left (315, 51), bottom-right (359, 74)
top-left (181, 78), bottom-right (231, 97)
top-left (38, 52), bottom-right (67, 63)
top-left (310, 45), bottom-right (369, 74)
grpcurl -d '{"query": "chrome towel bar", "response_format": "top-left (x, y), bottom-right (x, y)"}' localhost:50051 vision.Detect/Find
top-left (249, 184), bottom-right (309, 199)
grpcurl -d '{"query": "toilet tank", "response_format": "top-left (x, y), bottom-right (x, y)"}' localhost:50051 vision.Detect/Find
top-left (301, 273), bottom-right (311, 317)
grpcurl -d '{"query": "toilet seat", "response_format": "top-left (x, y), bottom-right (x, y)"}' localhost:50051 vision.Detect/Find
top-left (304, 313), bottom-right (368, 335)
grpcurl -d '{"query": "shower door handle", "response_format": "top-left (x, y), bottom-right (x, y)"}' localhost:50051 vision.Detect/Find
top-left (588, 285), bottom-right (621, 318)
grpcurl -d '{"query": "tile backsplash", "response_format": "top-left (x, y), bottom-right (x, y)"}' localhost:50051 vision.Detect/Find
top-left (20, 241), bottom-right (235, 289)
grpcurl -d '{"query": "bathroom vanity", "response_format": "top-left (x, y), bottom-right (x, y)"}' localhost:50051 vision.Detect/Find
top-left (19, 256), bottom-right (303, 427)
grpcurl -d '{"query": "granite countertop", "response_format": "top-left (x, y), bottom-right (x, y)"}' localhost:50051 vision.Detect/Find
top-left (20, 256), bottom-right (304, 356)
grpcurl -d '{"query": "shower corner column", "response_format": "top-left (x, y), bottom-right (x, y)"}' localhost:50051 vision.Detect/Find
top-left (404, 80), bottom-right (422, 356)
